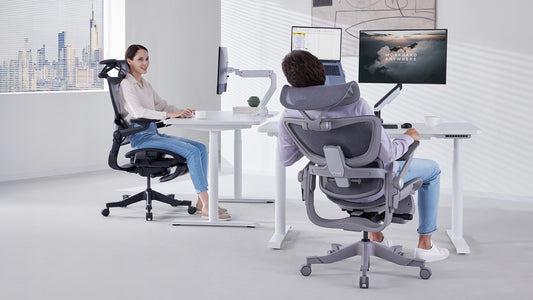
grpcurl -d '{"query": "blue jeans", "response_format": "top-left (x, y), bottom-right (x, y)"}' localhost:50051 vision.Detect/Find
top-left (129, 123), bottom-right (208, 194)
top-left (397, 158), bottom-right (441, 235)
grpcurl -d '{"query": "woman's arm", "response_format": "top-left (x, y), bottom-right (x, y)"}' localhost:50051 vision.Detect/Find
top-left (150, 82), bottom-right (195, 118)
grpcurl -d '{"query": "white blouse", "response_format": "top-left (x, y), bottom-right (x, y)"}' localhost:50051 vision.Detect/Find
top-left (119, 73), bottom-right (179, 124)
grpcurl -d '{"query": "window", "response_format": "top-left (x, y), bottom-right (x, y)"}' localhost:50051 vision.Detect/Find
top-left (0, 1), bottom-right (104, 93)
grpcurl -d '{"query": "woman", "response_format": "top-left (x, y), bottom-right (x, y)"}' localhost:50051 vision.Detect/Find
top-left (119, 44), bottom-right (230, 220)
top-left (278, 50), bottom-right (449, 262)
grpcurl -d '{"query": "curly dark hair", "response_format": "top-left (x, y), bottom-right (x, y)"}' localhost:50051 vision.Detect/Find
top-left (281, 50), bottom-right (325, 87)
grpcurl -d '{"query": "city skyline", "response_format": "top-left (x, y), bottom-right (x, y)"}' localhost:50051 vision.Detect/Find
top-left (0, 1), bottom-right (103, 63)
top-left (0, 1), bottom-right (104, 92)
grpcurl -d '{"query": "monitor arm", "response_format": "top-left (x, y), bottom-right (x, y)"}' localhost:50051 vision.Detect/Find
top-left (228, 67), bottom-right (277, 116)
top-left (373, 83), bottom-right (402, 124)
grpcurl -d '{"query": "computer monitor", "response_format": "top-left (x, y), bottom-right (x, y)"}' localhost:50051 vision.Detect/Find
top-left (291, 26), bottom-right (342, 62)
top-left (358, 29), bottom-right (448, 84)
top-left (216, 46), bottom-right (229, 95)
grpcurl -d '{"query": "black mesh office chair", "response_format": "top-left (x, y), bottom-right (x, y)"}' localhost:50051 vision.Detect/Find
top-left (280, 81), bottom-right (432, 288)
top-left (98, 59), bottom-right (196, 221)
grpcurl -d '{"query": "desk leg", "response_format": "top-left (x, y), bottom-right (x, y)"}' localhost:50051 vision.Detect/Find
top-left (234, 129), bottom-right (242, 199)
top-left (208, 131), bottom-right (219, 222)
top-left (269, 145), bottom-right (291, 249)
top-left (219, 129), bottom-right (274, 203)
top-left (172, 130), bottom-right (256, 227)
top-left (446, 138), bottom-right (471, 254)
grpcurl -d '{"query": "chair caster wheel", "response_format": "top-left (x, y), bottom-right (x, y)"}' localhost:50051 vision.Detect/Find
top-left (146, 212), bottom-right (153, 221)
top-left (420, 267), bottom-right (432, 280)
top-left (359, 276), bottom-right (369, 289)
top-left (300, 265), bottom-right (312, 276)
top-left (101, 208), bottom-right (110, 217)
top-left (187, 206), bottom-right (197, 214)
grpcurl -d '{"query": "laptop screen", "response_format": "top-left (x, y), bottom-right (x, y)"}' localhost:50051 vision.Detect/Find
top-left (291, 26), bottom-right (342, 62)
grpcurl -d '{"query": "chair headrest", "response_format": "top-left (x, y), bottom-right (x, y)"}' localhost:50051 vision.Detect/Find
top-left (280, 81), bottom-right (360, 111)
top-left (98, 59), bottom-right (130, 79)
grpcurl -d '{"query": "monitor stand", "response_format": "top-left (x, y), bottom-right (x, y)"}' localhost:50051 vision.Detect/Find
top-left (373, 83), bottom-right (403, 128)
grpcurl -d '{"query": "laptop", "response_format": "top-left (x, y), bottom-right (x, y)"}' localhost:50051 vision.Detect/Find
top-left (291, 26), bottom-right (346, 85)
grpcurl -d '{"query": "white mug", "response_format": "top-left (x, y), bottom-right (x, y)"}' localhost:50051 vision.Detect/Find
top-left (424, 116), bottom-right (441, 127)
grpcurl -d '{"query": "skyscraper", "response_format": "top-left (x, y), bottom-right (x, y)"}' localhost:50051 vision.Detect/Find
top-left (89, 6), bottom-right (98, 62)
top-left (58, 31), bottom-right (65, 62)
top-left (37, 44), bottom-right (46, 69)
top-left (58, 31), bottom-right (66, 79)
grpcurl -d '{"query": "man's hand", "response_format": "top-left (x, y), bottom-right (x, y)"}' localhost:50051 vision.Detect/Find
top-left (404, 128), bottom-right (421, 141)
top-left (167, 109), bottom-right (195, 118)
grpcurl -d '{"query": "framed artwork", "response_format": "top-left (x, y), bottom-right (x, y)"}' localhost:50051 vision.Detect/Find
top-left (312, 0), bottom-right (437, 56)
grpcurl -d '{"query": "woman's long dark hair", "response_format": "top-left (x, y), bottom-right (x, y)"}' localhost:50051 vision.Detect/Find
top-left (125, 44), bottom-right (148, 60)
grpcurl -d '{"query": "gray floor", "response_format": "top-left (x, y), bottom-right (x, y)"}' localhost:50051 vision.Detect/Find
top-left (1, 169), bottom-right (532, 300)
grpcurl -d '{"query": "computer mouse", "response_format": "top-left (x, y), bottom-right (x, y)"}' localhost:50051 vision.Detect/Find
top-left (401, 123), bottom-right (412, 129)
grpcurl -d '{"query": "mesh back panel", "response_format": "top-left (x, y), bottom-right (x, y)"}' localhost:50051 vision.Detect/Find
top-left (286, 117), bottom-right (385, 202)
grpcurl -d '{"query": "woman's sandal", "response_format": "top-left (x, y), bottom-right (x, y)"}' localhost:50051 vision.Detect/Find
top-left (196, 202), bottom-right (228, 214)
top-left (201, 210), bottom-right (231, 220)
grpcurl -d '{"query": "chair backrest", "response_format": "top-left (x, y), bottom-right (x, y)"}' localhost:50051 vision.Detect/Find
top-left (98, 59), bottom-right (136, 172)
top-left (280, 82), bottom-right (386, 204)
top-left (98, 59), bottom-right (130, 130)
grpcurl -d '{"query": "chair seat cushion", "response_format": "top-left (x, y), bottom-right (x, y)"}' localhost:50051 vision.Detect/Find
top-left (124, 148), bottom-right (188, 179)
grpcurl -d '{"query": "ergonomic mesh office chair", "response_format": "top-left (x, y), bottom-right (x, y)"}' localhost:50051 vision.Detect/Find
top-left (98, 59), bottom-right (196, 221)
top-left (280, 81), bottom-right (432, 288)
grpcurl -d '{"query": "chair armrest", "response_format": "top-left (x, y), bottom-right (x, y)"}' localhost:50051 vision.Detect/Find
top-left (393, 141), bottom-right (419, 189)
top-left (397, 141), bottom-right (419, 161)
top-left (132, 117), bottom-right (167, 128)
top-left (113, 118), bottom-right (160, 141)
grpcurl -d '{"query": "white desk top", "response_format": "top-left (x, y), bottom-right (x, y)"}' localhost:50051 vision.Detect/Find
top-left (258, 121), bottom-right (481, 139)
top-left (165, 110), bottom-right (270, 131)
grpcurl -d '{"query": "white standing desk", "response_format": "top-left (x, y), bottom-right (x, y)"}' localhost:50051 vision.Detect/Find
top-left (258, 121), bottom-right (481, 253)
top-left (257, 122), bottom-right (291, 249)
top-left (164, 111), bottom-right (270, 227)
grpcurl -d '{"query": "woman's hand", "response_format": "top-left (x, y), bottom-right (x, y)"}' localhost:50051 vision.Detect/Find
top-left (166, 109), bottom-right (195, 118)
top-left (403, 128), bottom-right (421, 141)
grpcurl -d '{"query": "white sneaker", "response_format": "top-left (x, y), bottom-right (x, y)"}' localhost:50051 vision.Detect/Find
top-left (414, 242), bottom-right (450, 262)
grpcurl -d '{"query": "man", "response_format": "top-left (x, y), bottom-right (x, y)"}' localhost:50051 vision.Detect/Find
top-left (278, 50), bottom-right (449, 262)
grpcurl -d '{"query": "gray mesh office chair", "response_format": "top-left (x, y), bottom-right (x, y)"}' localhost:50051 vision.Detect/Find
top-left (98, 59), bottom-right (196, 221)
top-left (280, 81), bottom-right (432, 288)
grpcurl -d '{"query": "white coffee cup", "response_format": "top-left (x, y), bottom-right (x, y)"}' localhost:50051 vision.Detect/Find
top-left (195, 110), bottom-right (207, 119)
top-left (424, 116), bottom-right (441, 127)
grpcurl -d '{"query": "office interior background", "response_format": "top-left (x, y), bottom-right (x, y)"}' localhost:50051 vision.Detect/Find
top-left (1, 0), bottom-right (532, 298)
top-left (1, 0), bottom-right (532, 200)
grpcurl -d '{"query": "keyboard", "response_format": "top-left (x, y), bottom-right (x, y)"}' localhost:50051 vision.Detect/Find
top-left (324, 65), bottom-right (340, 76)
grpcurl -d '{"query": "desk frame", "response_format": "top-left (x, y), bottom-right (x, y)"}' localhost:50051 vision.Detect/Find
top-left (165, 111), bottom-right (271, 228)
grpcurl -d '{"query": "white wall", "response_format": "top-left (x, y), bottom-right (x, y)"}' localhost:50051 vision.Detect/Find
top-left (221, 0), bottom-right (533, 199)
top-left (125, 0), bottom-right (221, 144)
top-left (0, 0), bottom-right (221, 182)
